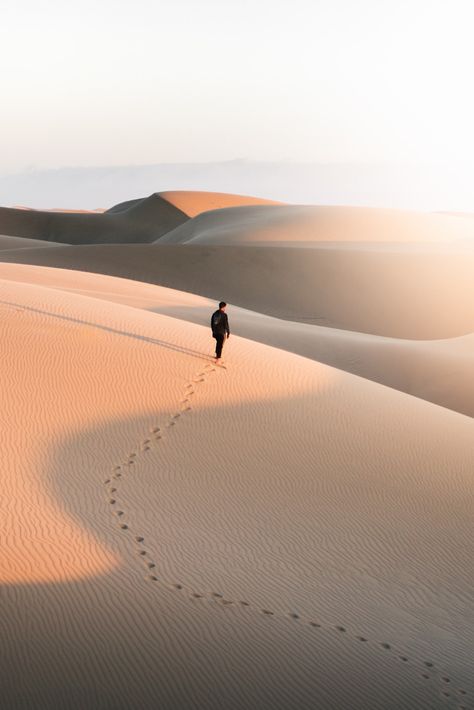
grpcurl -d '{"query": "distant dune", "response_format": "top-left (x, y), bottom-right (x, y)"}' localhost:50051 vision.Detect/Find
top-left (1, 268), bottom-right (473, 709)
top-left (159, 190), bottom-right (282, 216)
top-left (0, 191), bottom-right (285, 245)
top-left (157, 204), bottom-right (474, 245)
top-left (12, 205), bottom-right (105, 213)
top-left (0, 234), bottom-right (64, 250)
top-left (0, 193), bottom-right (189, 245)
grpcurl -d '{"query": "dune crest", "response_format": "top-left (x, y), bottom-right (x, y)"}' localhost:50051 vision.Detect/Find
top-left (157, 204), bottom-right (474, 245)
top-left (3, 242), bottom-right (474, 339)
top-left (0, 263), bottom-right (473, 417)
top-left (159, 189), bottom-right (283, 216)
top-left (1, 189), bottom-right (474, 707)
top-left (0, 193), bottom-right (189, 245)
top-left (1, 269), bottom-right (473, 708)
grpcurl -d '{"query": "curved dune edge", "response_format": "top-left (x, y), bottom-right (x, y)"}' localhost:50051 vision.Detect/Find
top-left (0, 272), bottom-right (473, 707)
top-left (158, 190), bottom-right (283, 216)
top-left (0, 262), bottom-right (472, 418)
top-left (0, 234), bottom-right (64, 251)
top-left (156, 203), bottom-right (474, 245)
top-left (0, 193), bottom-right (189, 245)
top-left (3, 242), bottom-right (472, 340)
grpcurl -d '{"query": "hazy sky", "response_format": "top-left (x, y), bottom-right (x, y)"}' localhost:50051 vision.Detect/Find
top-left (1, 0), bottom-right (474, 174)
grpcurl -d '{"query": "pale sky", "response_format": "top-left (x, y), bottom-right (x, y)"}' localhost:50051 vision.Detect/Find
top-left (1, 0), bottom-right (474, 174)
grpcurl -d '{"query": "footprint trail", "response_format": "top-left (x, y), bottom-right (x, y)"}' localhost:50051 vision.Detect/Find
top-left (103, 359), bottom-right (470, 708)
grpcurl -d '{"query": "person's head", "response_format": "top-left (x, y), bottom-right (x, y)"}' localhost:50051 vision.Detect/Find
top-left (219, 301), bottom-right (227, 311)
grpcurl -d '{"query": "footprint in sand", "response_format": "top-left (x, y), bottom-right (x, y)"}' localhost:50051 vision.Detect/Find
top-left (151, 427), bottom-right (160, 434)
top-left (120, 524), bottom-right (128, 530)
top-left (135, 536), bottom-right (144, 543)
top-left (336, 626), bottom-right (346, 633)
top-left (262, 609), bottom-right (274, 616)
top-left (381, 643), bottom-right (391, 650)
top-left (109, 499), bottom-right (116, 505)
top-left (116, 510), bottom-right (124, 517)
top-left (172, 413), bottom-right (181, 419)
top-left (147, 562), bottom-right (156, 569)
top-left (310, 622), bottom-right (321, 628)
top-left (289, 613), bottom-right (300, 620)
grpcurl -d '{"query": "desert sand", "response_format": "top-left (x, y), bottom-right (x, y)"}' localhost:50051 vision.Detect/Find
top-left (1, 192), bottom-right (473, 709)
top-left (0, 193), bottom-right (189, 244)
top-left (0, 234), bottom-right (63, 250)
top-left (159, 190), bottom-right (282, 216)
top-left (157, 204), bottom-right (474, 245)
top-left (0, 262), bottom-right (472, 418)
top-left (2, 242), bottom-right (474, 340)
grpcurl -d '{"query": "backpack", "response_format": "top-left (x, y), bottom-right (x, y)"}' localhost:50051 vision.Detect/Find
top-left (212, 311), bottom-right (223, 331)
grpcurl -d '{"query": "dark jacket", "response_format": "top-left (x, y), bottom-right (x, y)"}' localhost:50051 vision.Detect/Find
top-left (211, 309), bottom-right (230, 337)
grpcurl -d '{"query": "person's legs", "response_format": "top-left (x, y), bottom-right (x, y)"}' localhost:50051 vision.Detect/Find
top-left (215, 334), bottom-right (225, 359)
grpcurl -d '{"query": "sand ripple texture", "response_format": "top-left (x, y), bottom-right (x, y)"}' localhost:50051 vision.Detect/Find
top-left (0, 274), bottom-right (473, 710)
top-left (0, 262), bottom-right (472, 418)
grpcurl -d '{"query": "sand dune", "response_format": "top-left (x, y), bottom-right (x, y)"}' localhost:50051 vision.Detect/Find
top-left (12, 205), bottom-right (105, 213)
top-left (0, 234), bottom-right (64, 250)
top-left (0, 262), bottom-right (472, 418)
top-left (159, 190), bottom-right (282, 216)
top-left (2, 242), bottom-right (474, 339)
top-left (1, 269), bottom-right (473, 708)
top-left (0, 193), bottom-right (189, 245)
top-left (1, 192), bottom-right (473, 710)
top-left (157, 204), bottom-right (474, 245)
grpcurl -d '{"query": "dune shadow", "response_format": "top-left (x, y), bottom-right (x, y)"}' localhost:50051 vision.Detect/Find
top-left (3, 397), bottom-right (469, 710)
top-left (1, 334), bottom-right (473, 709)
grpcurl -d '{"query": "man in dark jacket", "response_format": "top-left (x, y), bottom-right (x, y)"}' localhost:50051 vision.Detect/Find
top-left (211, 301), bottom-right (230, 363)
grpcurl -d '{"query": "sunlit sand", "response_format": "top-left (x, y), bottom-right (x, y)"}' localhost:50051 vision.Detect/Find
top-left (0, 192), bottom-right (473, 709)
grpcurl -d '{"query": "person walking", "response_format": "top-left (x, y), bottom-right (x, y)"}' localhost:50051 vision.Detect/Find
top-left (211, 301), bottom-right (230, 363)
